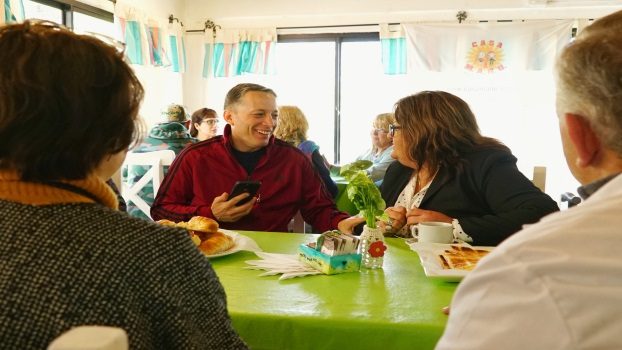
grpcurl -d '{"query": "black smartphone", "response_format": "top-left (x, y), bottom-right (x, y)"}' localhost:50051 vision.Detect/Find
top-left (228, 180), bottom-right (261, 206)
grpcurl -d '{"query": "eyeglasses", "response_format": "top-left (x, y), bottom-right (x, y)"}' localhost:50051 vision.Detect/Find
top-left (389, 124), bottom-right (402, 137)
top-left (202, 119), bottom-right (219, 126)
top-left (371, 128), bottom-right (388, 135)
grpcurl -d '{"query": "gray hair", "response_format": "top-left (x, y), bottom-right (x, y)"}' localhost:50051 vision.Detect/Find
top-left (556, 11), bottom-right (622, 154)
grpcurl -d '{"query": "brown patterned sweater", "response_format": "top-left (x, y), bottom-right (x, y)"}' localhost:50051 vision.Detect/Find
top-left (0, 172), bottom-right (247, 349)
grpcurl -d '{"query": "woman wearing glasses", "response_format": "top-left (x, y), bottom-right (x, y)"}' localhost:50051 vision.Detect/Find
top-left (190, 107), bottom-right (220, 141)
top-left (355, 113), bottom-right (396, 183)
top-left (381, 91), bottom-right (558, 246)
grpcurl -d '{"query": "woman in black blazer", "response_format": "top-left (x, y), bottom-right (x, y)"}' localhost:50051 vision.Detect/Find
top-left (381, 91), bottom-right (558, 246)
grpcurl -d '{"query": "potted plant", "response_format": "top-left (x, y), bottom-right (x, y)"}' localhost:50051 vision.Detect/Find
top-left (340, 160), bottom-right (388, 268)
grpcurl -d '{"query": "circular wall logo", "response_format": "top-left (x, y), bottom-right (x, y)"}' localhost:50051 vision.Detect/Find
top-left (465, 40), bottom-right (505, 73)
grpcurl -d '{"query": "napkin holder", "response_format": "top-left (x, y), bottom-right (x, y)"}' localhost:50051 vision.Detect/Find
top-left (298, 244), bottom-right (361, 275)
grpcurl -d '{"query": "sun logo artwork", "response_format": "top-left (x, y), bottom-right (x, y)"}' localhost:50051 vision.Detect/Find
top-left (465, 40), bottom-right (505, 73)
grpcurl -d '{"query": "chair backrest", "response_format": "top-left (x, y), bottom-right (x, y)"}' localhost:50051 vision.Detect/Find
top-left (48, 326), bottom-right (128, 350)
top-left (532, 166), bottom-right (547, 192)
top-left (121, 150), bottom-right (176, 219)
top-left (561, 192), bottom-right (582, 208)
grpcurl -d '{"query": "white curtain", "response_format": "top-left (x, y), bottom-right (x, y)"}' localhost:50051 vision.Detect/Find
top-left (404, 20), bottom-right (573, 73)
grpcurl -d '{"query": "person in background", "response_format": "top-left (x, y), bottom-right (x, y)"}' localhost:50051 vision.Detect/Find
top-left (189, 107), bottom-right (220, 141)
top-left (330, 113), bottom-right (396, 184)
top-left (378, 91), bottom-right (558, 245)
top-left (356, 113), bottom-right (396, 183)
top-left (273, 105), bottom-right (338, 198)
top-left (151, 83), bottom-right (360, 233)
top-left (436, 10), bottom-right (622, 349)
top-left (124, 103), bottom-right (194, 219)
top-left (0, 20), bottom-right (246, 349)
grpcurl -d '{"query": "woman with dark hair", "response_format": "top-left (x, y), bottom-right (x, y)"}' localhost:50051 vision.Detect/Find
top-left (189, 107), bottom-right (219, 141)
top-left (380, 91), bottom-right (558, 246)
top-left (0, 21), bottom-right (246, 349)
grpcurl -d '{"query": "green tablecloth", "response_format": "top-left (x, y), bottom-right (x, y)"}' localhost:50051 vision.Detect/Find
top-left (210, 231), bottom-right (457, 350)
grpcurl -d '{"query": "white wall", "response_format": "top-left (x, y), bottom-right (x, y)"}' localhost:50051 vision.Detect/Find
top-left (182, 0), bottom-right (621, 28)
top-left (179, 0), bottom-right (621, 116)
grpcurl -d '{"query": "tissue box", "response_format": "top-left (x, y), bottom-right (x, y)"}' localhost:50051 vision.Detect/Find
top-left (298, 244), bottom-right (361, 275)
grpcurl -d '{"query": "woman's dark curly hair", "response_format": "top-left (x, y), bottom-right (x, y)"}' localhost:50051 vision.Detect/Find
top-left (0, 21), bottom-right (144, 181)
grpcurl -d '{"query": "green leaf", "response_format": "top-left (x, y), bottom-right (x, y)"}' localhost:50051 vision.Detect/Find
top-left (343, 167), bottom-right (386, 228)
top-left (340, 160), bottom-right (373, 179)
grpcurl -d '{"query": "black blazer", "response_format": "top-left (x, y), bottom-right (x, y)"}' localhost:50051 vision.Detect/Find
top-left (380, 148), bottom-right (559, 246)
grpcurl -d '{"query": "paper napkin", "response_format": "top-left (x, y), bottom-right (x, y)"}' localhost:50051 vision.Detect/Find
top-left (245, 252), bottom-right (322, 280)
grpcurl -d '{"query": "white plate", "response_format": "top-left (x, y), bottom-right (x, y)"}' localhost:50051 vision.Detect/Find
top-left (407, 241), bottom-right (494, 282)
top-left (204, 229), bottom-right (262, 258)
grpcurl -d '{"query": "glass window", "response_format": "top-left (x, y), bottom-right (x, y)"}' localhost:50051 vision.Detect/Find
top-left (22, 0), bottom-right (62, 24)
top-left (205, 41), bottom-right (337, 162)
top-left (207, 33), bottom-right (578, 199)
top-left (340, 40), bottom-right (413, 163)
top-left (73, 11), bottom-right (114, 36)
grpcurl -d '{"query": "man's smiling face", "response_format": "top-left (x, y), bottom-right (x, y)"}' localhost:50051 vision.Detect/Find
top-left (225, 91), bottom-right (278, 152)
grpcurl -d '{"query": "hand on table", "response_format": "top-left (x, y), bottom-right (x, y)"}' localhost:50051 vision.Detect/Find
top-left (406, 208), bottom-right (453, 226)
top-left (338, 216), bottom-right (366, 234)
top-left (211, 192), bottom-right (256, 222)
top-left (380, 206), bottom-right (407, 235)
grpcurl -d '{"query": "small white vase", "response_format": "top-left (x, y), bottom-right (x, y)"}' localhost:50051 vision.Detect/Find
top-left (359, 225), bottom-right (387, 269)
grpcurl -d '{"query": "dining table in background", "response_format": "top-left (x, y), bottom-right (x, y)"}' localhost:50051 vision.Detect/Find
top-left (210, 231), bottom-right (457, 350)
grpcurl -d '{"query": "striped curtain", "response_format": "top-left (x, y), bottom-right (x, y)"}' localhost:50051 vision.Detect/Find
top-left (379, 23), bottom-right (407, 75)
top-left (114, 4), bottom-right (147, 65)
top-left (114, 3), bottom-right (184, 73)
top-left (2, 0), bottom-right (25, 24)
top-left (202, 28), bottom-right (276, 78)
top-left (168, 21), bottom-right (186, 73)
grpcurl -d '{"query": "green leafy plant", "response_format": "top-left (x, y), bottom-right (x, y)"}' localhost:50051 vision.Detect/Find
top-left (340, 160), bottom-right (387, 229)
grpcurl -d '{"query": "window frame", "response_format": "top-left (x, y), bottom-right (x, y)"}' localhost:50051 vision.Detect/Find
top-left (26, 0), bottom-right (113, 28)
top-left (277, 32), bottom-right (379, 163)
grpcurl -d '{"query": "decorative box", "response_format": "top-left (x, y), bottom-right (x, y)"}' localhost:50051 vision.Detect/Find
top-left (298, 243), bottom-right (362, 275)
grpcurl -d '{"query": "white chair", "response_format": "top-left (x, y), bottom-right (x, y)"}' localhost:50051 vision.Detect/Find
top-left (532, 166), bottom-right (546, 192)
top-left (48, 326), bottom-right (128, 350)
top-left (121, 150), bottom-right (176, 219)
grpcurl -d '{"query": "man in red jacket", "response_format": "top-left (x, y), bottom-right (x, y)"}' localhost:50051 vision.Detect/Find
top-left (152, 83), bottom-right (358, 233)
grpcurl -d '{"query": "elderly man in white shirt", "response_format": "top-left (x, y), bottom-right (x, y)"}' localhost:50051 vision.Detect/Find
top-left (436, 9), bottom-right (622, 350)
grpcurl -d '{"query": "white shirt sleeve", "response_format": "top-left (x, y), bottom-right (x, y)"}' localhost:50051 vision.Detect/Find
top-left (436, 251), bottom-right (572, 350)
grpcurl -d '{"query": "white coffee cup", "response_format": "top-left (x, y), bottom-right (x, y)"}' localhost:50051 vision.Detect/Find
top-left (413, 221), bottom-right (454, 244)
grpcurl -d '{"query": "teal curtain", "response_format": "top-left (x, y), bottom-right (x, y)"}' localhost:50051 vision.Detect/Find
top-left (124, 20), bottom-right (143, 65)
top-left (236, 41), bottom-right (258, 75)
top-left (202, 28), bottom-right (276, 78)
top-left (381, 37), bottom-right (407, 75)
top-left (202, 43), bottom-right (212, 78)
top-left (169, 35), bottom-right (180, 72)
top-left (3, 0), bottom-right (24, 24)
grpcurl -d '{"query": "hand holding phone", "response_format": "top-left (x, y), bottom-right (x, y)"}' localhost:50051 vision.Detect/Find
top-left (228, 180), bottom-right (261, 206)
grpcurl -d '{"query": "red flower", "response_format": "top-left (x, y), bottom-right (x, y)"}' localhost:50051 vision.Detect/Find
top-left (368, 241), bottom-right (387, 258)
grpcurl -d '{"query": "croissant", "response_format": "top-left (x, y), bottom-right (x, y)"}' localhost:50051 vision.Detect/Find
top-left (198, 231), bottom-right (235, 255)
top-left (157, 216), bottom-right (232, 255)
